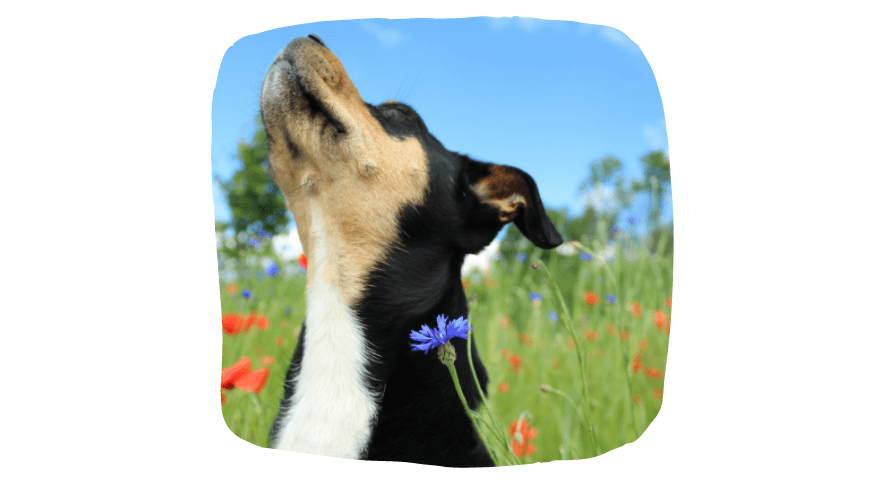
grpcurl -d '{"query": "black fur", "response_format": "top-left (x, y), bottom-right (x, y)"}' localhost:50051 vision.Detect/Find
top-left (267, 36), bottom-right (563, 467)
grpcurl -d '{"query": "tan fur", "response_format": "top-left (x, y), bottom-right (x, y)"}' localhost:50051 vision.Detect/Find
top-left (471, 165), bottom-right (529, 222)
top-left (262, 40), bottom-right (428, 306)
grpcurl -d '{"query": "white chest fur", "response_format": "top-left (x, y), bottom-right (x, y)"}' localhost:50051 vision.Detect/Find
top-left (271, 212), bottom-right (379, 458)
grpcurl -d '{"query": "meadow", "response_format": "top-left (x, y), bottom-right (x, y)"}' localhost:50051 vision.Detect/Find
top-left (218, 224), bottom-right (672, 464)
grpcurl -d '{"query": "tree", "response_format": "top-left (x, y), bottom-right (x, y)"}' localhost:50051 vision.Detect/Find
top-left (574, 155), bottom-right (635, 242)
top-left (630, 150), bottom-right (671, 228)
top-left (215, 116), bottom-right (289, 244)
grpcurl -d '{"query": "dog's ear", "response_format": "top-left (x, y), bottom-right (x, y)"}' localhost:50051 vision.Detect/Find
top-left (461, 158), bottom-right (564, 250)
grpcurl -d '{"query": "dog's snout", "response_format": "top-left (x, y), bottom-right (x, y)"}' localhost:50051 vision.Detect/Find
top-left (308, 34), bottom-right (326, 47)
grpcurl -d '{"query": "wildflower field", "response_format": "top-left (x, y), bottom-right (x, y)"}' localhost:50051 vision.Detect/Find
top-left (218, 227), bottom-right (672, 464)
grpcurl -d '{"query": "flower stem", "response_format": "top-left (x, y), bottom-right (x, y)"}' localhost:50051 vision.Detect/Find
top-left (466, 326), bottom-right (520, 465)
top-left (445, 361), bottom-right (495, 464)
top-left (538, 259), bottom-right (601, 455)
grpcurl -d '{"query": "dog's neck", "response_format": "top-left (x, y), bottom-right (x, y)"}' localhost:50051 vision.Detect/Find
top-left (273, 210), bottom-right (473, 459)
top-left (271, 211), bottom-right (381, 458)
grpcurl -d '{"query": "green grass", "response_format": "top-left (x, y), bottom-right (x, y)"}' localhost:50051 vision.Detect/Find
top-left (219, 231), bottom-right (672, 463)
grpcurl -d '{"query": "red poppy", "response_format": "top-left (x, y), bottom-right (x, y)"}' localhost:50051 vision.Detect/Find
top-left (509, 355), bottom-right (523, 374)
top-left (518, 333), bottom-right (533, 347)
top-left (461, 277), bottom-right (470, 291)
top-left (584, 291), bottom-right (599, 306)
top-left (645, 367), bottom-right (663, 379)
top-left (501, 348), bottom-right (511, 358)
top-left (653, 389), bottom-right (663, 399)
top-left (665, 297), bottom-right (672, 309)
top-left (498, 382), bottom-right (509, 394)
top-left (233, 367), bottom-right (270, 393)
top-left (225, 283), bottom-right (239, 296)
top-left (500, 315), bottom-right (512, 328)
top-left (221, 391), bottom-right (226, 405)
top-left (632, 352), bottom-right (643, 373)
top-left (298, 253), bottom-right (308, 271)
top-left (510, 419), bottom-right (538, 458)
top-left (221, 356), bottom-right (252, 390)
top-left (621, 330), bottom-right (630, 341)
top-left (261, 355), bottom-right (275, 366)
top-left (584, 329), bottom-right (598, 341)
top-left (566, 339), bottom-right (576, 350)
top-left (654, 310), bottom-right (668, 330)
top-left (222, 313), bottom-right (247, 335)
top-left (275, 336), bottom-right (285, 348)
top-left (630, 301), bottom-right (642, 318)
top-left (256, 315), bottom-right (269, 330)
top-left (633, 394), bottom-right (642, 404)
top-left (638, 339), bottom-right (649, 351)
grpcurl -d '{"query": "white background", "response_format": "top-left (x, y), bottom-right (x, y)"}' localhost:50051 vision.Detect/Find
top-left (4, 1), bottom-right (885, 480)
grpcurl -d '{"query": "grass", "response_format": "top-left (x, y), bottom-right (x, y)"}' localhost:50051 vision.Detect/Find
top-left (218, 228), bottom-right (672, 463)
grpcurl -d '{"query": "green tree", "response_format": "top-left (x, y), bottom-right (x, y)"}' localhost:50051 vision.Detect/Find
top-left (574, 155), bottom-right (635, 242)
top-left (215, 116), bottom-right (289, 245)
top-left (631, 150), bottom-right (671, 228)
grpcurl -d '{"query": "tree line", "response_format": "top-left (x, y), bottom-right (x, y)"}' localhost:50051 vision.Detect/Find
top-left (216, 116), bottom-right (671, 258)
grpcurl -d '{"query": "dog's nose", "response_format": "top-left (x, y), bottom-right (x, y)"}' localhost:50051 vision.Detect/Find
top-left (308, 34), bottom-right (326, 47)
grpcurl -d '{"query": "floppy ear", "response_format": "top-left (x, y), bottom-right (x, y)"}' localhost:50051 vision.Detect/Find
top-left (465, 159), bottom-right (564, 250)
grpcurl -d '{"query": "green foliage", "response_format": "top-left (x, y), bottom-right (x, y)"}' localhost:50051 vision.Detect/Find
top-left (218, 221), bottom-right (673, 462)
top-left (631, 150), bottom-right (671, 227)
top-left (215, 116), bottom-right (289, 247)
top-left (216, 147), bottom-right (675, 462)
top-left (499, 150), bottom-right (673, 263)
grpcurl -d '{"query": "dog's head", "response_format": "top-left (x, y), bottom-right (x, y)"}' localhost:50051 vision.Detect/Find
top-left (260, 35), bottom-right (562, 306)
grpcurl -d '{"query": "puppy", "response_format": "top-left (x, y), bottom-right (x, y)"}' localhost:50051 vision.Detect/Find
top-left (260, 34), bottom-right (563, 466)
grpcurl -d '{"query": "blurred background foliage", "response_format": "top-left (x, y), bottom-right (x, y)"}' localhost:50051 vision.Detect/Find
top-left (215, 118), bottom-right (671, 263)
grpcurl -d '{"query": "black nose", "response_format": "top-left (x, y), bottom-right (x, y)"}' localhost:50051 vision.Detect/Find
top-left (307, 34), bottom-right (325, 47)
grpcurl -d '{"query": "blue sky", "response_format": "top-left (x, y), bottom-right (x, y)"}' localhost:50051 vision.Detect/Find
top-left (211, 17), bottom-right (670, 230)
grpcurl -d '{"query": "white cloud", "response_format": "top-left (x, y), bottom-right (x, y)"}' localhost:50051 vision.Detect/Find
top-left (361, 21), bottom-right (404, 47)
top-left (488, 17), bottom-right (510, 31)
top-left (487, 17), bottom-right (547, 33)
top-left (599, 26), bottom-right (641, 52)
top-left (643, 119), bottom-right (669, 153)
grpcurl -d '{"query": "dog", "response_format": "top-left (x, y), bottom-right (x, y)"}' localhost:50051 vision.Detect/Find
top-left (260, 34), bottom-right (563, 466)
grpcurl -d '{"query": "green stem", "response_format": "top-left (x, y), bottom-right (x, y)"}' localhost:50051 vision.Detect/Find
top-left (538, 259), bottom-right (601, 456)
top-left (445, 360), bottom-right (496, 465)
top-left (466, 326), bottom-right (520, 466)
top-left (572, 242), bottom-right (641, 442)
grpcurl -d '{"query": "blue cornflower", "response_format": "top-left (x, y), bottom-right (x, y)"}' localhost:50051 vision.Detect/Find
top-left (257, 229), bottom-right (272, 239)
top-left (548, 311), bottom-right (559, 322)
top-left (628, 216), bottom-right (637, 226)
top-left (606, 294), bottom-right (616, 304)
top-left (528, 291), bottom-right (542, 301)
top-left (266, 262), bottom-right (279, 277)
top-left (579, 253), bottom-right (593, 261)
top-left (612, 224), bottom-right (621, 233)
top-left (242, 289), bottom-right (252, 300)
top-left (409, 315), bottom-right (472, 354)
top-left (516, 253), bottom-right (528, 262)
top-left (246, 237), bottom-right (261, 248)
